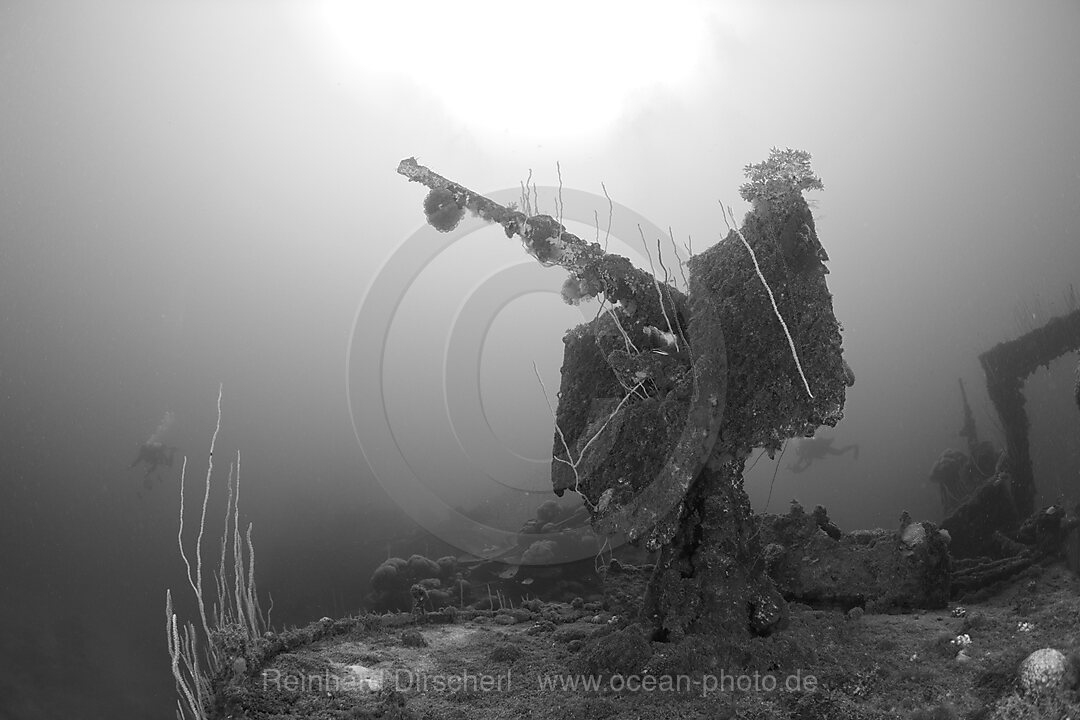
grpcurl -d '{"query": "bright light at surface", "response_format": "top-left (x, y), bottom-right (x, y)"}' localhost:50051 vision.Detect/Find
top-left (314, 0), bottom-right (716, 142)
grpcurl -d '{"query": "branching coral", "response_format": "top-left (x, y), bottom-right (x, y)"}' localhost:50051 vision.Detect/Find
top-left (739, 147), bottom-right (823, 218)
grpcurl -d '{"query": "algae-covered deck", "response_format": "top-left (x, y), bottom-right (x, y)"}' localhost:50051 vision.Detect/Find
top-left (214, 563), bottom-right (1079, 720)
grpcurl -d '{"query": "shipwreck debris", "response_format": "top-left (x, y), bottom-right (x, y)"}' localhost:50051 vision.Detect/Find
top-left (979, 308), bottom-right (1080, 517)
top-left (758, 503), bottom-right (952, 611)
top-left (397, 149), bottom-right (852, 642)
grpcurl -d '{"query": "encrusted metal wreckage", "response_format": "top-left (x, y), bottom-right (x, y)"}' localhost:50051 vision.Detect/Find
top-left (398, 153), bottom-right (856, 638)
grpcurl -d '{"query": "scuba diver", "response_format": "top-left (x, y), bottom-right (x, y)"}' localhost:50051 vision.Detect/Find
top-left (130, 410), bottom-right (178, 489)
top-left (788, 435), bottom-right (859, 474)
top-left (130, 440), bottom-right (178, 492)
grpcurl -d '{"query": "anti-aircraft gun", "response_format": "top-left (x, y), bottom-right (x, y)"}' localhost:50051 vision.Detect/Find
top-left (397, 149), bottom-right (853, 640)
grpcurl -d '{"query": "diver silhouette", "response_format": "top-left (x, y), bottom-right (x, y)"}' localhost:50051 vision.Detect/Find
top-left (131, 410), bottom-right (177, 490)
top-left (130, 440), bottom-right (177, 487)
top-left (788, 436), bottom-right (859, 474)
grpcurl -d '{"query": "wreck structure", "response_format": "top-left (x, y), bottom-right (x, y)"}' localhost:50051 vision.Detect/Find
top-left (979, 308), bottom-right (1080, 517)
top-left (397, 150), bottom-right (853, 641)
